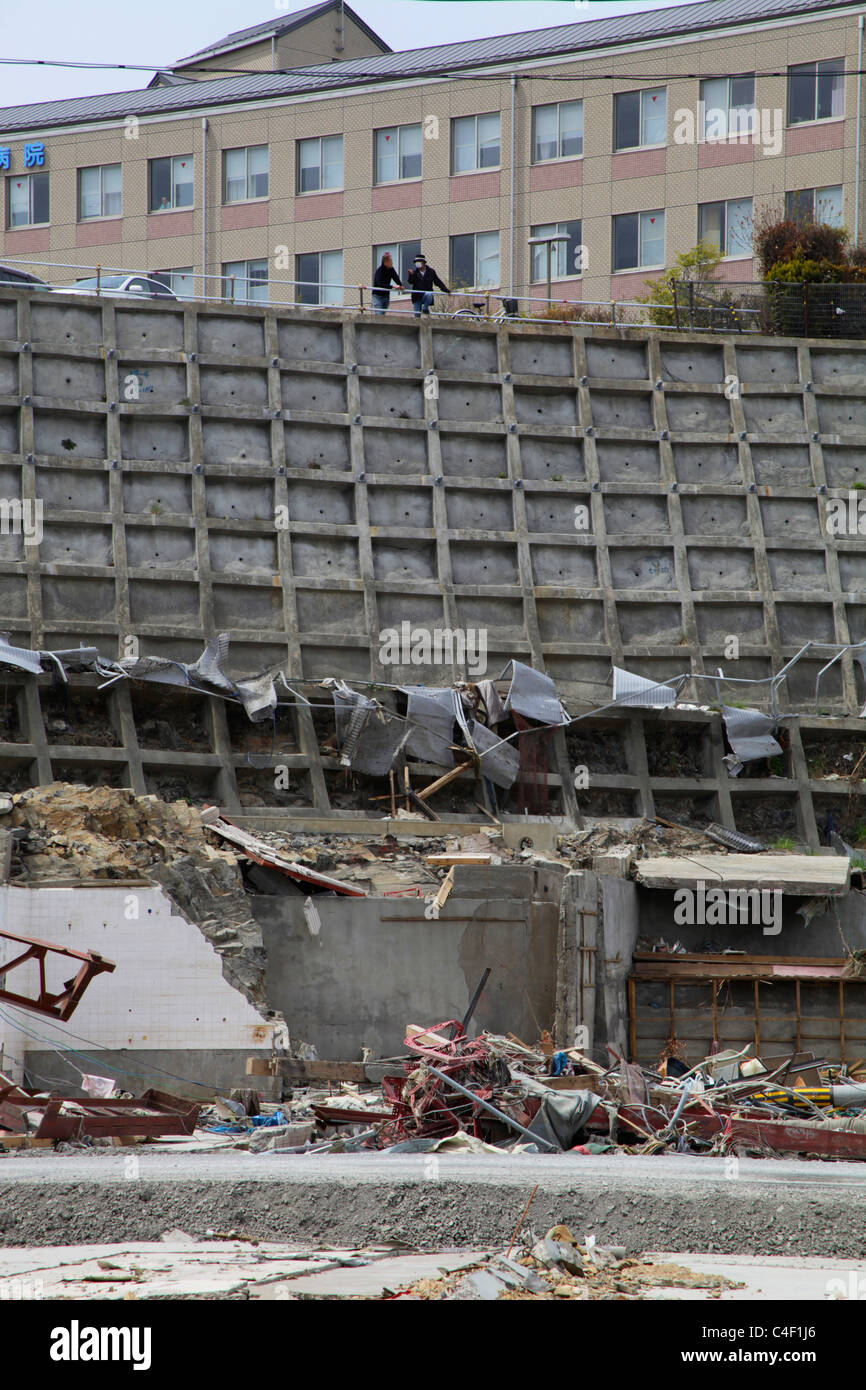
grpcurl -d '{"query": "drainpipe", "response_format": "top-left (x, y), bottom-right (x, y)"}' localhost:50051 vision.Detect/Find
top-left (510, 73), bottom-right (517, 296)
top-left (856, 15), bottom-right (864, 243)
top-left (201, 118), bottom-right (208, 301)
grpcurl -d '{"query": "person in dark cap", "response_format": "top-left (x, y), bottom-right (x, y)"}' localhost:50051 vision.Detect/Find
top-left (406, 253), bottom-right (449, 318)
top-left (372, 251), bottom-right (403, 315)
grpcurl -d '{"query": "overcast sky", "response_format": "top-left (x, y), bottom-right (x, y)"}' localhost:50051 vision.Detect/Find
top-left (1, 0), bottom-right (700, 107)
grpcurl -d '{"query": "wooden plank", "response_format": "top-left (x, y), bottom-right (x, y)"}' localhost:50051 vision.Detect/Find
top-left (416, 762), bottom-right (474, 802)
top-left (426, 853), bottom-right (493, 866)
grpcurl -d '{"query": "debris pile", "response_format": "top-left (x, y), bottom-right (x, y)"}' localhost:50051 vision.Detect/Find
top-left (396, 1228), bottom-right (744, 1300)
top-left (4, 784), bottom-right (227, 882)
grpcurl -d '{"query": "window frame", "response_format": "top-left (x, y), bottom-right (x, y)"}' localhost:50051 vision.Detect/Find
top-left (700, 75), bottom-right (757, 141)
top-left (154, 267), bottom-right (196, 299)
top-left (529, 220), bottom-right (584, 282)
top-left (148, 155), bottom-right (194, 213)
top-left (698, 197), bottom-right (754, 257)
top-left (373, 123), bottom-right (422, 185)
top-left (222, 145), bottom-right (269, 205)
top-left (613, 88), bottom-right (667, 153)
top-left (296, 134), bottom-right (344, 195)
top-left (530, 100), bottom-right (584, 164)
top-left (77, 163), bottom-right (121, 222)
top-left (450, 113), bottom-right (502, 175)
top-left (6, 171), bottom-right (49, 229)
top-left (612, 209), bottom-right (665, 273)
top-left (295, 249), bottom-right (344, 306)
top-left (449, 230), bottom-right (501, 289)
top-left (221, 258), bottom-right (269, 305)
top-left (785, 184), bottom-right (844, 227)
top-left (787, 58), bottom-right (845, 126)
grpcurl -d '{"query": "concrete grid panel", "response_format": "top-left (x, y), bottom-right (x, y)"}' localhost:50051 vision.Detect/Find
top-left (1, 290), bottom-right (865, 829)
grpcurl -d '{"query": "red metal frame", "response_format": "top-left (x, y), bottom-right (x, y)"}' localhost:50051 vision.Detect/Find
top-left (0, 1077), bottom-right (199, 1140)
top-left (0, 927), bottom-right (115, 1021)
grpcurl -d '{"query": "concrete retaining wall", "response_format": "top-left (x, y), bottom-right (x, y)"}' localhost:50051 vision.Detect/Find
top-left (0, 289), bottom-right (864, 836)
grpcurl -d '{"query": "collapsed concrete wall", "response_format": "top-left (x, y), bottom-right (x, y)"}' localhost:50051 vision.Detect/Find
top-left (250, 863), bottom-right (562, 1058)
top-left (0, 883), bottom-right (277, 1093)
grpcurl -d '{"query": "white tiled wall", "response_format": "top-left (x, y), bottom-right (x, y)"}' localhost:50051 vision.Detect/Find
top-left (0, 885), bottom-right (273, 1080)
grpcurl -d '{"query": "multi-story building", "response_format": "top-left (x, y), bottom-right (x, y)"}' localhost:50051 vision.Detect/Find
top-left (0, 0), bottom-right (864, 308)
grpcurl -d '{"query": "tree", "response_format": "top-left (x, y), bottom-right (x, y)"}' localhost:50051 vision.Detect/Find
top-left (637, 241), bottom-right (725, 326)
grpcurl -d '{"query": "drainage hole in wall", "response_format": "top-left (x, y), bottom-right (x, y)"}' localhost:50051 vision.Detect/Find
top-left (240, 452), bottom-right (246, 459)
top-left (65, 377), bottom-right (71, 385)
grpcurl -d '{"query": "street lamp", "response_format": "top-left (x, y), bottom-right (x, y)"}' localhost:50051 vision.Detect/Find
top-left (528, 233), bottom-right (570, 311)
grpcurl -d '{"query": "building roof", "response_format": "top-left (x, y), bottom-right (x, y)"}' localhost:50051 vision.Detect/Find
top-left (174, 0), bottom-right (391, 66)
top-left (0, 0), bottom-right (858, 136)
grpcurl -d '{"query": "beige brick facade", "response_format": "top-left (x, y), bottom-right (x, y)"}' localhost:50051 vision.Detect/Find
top-left (1, 3), bottom-right (865, 307)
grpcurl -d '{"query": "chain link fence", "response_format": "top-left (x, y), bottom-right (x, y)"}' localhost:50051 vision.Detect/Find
top-left (673, 280), bottom-right (866, 338)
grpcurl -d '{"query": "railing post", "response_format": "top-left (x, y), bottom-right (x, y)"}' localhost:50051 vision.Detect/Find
top-left (229, 274), bottom-right (235, 304)
top-left (802, 280), bottom-right (809, 338)
top-left (610, 300), bottom-right (616, 327)
top-left (96, 264), bottom-right (101, 294)
top-left (484, 291), bottom-right (490, 318)
top-left (673, 281), bottom-right (680, 331)
top-left (688, 280), bottom-right (695, 331)
top-left (358, 284), bottom-right (365, 312)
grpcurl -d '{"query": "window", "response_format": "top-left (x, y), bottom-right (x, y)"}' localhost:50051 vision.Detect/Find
top-left (530, 221), bottom-right (583, 280)
top-left (296, 250), bottom-right (343, 305)
top-left (531, 101), bottom-right (583, 162)
top-left (613, 210), bottom-right (664, 271)
top-left (374, 124), bottom-right (422, 183)
top-left (786, 185), bottom-right (843, 227)
top-left (297, 135), bottom-right (343, 193)
top-left (699, 198), bottom-right (754, 256)
top-left (788, 59), bottom-right (844, 124)
top-left (154, 268), bottom-right (195, 299)
top-left (450, 231), bottom-right (500, 288)
top-left (78, 164), bottom-right (121, 220)
top-left (222, 146), bottom-right (268, 203)
top-left (149, 156), bottom-right (193, 212)
top-left (6, 172), bottom-right (49, 228)
top-left (373, 240), bottom-right (421, 284)
top-left (451, 114), bottom-right (500, 173)
top-left (700, 75), bottom-right (756, 140)
top-left (614, 88), bottom-right (666, 151)
top-left (222, 259), bottom-right (269, 304)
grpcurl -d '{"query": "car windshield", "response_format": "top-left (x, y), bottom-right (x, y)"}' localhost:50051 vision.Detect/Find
top-left (74, 275), bottom-right (127, 289)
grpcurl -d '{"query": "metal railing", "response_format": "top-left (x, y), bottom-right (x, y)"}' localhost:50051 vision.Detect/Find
top-left (0, 256), bottom-right (683, 330)
top-left (673, 279), bottom-right (866, 339)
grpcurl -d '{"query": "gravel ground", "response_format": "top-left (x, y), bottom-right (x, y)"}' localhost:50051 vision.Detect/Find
top-left (3, 1152), bottom-right (866, 1256)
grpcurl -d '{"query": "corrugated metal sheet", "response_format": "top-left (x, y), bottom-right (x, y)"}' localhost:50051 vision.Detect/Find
top-left (178, 1), bottom-right (330, 62)
top-left (0, 0), bottom-right (854, 134)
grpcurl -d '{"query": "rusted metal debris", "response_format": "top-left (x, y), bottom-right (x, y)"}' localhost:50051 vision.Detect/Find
top-left (0, 1077), bottom-right (200, 1140)
top-left (0, 927), bottom-right (115, 1020)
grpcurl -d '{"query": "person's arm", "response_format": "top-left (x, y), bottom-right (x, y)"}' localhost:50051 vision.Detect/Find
top-left (391, 268), bottom-right (404, 289)
top-left (431, 270), bottom-right (450, 293)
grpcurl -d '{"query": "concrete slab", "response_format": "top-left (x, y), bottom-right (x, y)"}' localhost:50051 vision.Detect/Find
top-left (635, 854), bottom-right (850, 894)
top-left (647, 1252), bottom-right (866, 1300)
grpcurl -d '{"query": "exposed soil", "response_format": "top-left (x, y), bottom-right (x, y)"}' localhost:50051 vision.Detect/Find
top-left (2, 1176), bottom-right (866, 1259)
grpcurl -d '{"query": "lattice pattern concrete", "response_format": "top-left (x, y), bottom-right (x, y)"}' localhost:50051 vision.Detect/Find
top-left (0, 289), bottom-right (864, 835)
